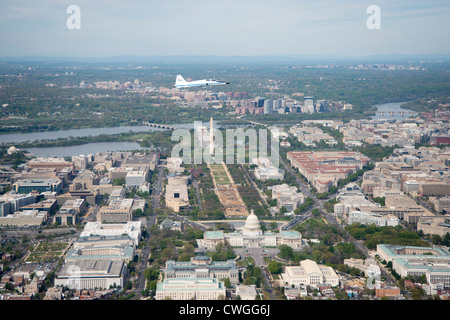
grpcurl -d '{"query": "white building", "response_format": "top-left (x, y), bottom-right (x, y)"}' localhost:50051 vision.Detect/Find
top-left (235, 285), bottom-right (258, 300)
top-left (108, 187), bottom-right (126, 203)
top-left (166, 157), bottom-right (184, 174)
top-left (155, 278), bottom-right (226, 300)
top-left (343, 257), bottom-right (381, 278)
top-left (334, 184), bottom-right (378, 218)
top-left (72, 155), bottom-right (91, 170)
top-left (0, 193), bottom-right (35, 216)
top-left (269, 184), bottom-right (305, 214)
top-left (348, 211), bottom-right (399, 227)
top-left (254, 167), bottom-right (284, 181)
top-left (199, 210), bottom-right (306, 250)
top-left (281, 259), bottom-right (340, 288)
top-left (55, 259), bottom-right (127, 290)
top-left (0, 210), bottom-right (47, 226)
top-left (377, 245), bottom-right (450, 286)
top-left (80, 221), bottom-right (142, 247)
top-left (269, 127), bottom-right (289, 140)
top-left (125, 171), bottom-right (147, 188)
top-left (164, 253), bottom-right (239, 284)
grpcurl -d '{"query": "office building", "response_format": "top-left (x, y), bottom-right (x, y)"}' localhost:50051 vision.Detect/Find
top-left (96, 198), bottom-right (144, 223)
top-left (165, 177), bottom-right (189, 212)
top-left (64, 245), bottom-right (135, 263)
top-left (0, 210), bottom-right (48, 226)
top-left (269, 184), bottom-right (305, 213)
top-left (263, 99), bottom-right (273, 114)
top-left (27, 157), bottom-right (74, 172)
top-left (155, 278), bottom-right (225, 300)
top-left (55, 259), bottom-right (127, 290)
top-left (13, 179), bottom-right (62, 194)
top-left (417, 215), bottom-right (450, 238)
top-left (125, 171), bottom-right (147, 188)
top-left (376, 244), bottom-right (450, 286)
top-left (287, 151), bottom-right (370, 193)
top-left (80, 221), bottom-right (142, 247)
top-left (348, 211), bottom-right (399, 227)
top-left (53, 210), bottom-right (78, 226)
top-left (281, 259), bottom-right (340, 287)
top-left (0, 193), bottom-right (35, 215)
top-left (164, 252), bottom-right (239, 284)
top-left (254, 167), bottom-right (285, 181)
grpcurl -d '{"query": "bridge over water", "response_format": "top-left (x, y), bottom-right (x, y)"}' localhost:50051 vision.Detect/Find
top-left (143, 122), bottom-right (177, 130)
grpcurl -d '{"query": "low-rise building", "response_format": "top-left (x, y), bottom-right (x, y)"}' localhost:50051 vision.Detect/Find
top-left (377, 244), bottom-right (450, 286)
top-left (108, 187), bottom-right (126, 203)
top-left (55, 259), bottom-right (127, 290)
top-left (20, 199), bottom-right (57, 214)
top-left (53, 209), bottom-right (78, 226)
top-left (235, 285), bottom-right (258, 300)
top-left (122, 153), bottom-right (158, 171)
top-left (155, 278), bottom-right (226, 300)
top-left (254, 166), bottom-right (285, 181)
top-left (0, 210), bottom-right (48, 226)
top-left (13, 179), bottom-right (62, 194)
top-left (96, 198), bottom-right (138, 223)
top-left (65, 245), bottom-right (135, 263)
top-left (165, 178), bottom-right (189, 213)
top-left (73, 170), bottom-right (99, 189)
top-left (433, 196), bottom-right (450, 213)
top-left (281, 259), bottom-right (340, 288)
top-left (80, 221), bottom-right (142, 247)
top-left (125, 171), bottom-right (147, 188)
top-left (417, 215), bottom-right (450, 237)
top-left (375, 287), bottom-right (401, 298)
top-left (0, 193), bottom-right (35, 216)
top-left (108, 167), bottom-right (135, 180)
top-left (269, 184), bottom-right (305, 214)
top-left (60, 198), bottom-right (86, 214)
top-left (287, 151), bottom-right (370, 193)
top-left (166, 157), bottom-right (184, 174)
top-left (348, 211), bottom-right (399, 227)
top-left (164, 252), bottom-right (239, 284)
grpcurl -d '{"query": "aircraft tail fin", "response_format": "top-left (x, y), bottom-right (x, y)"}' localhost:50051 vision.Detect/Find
top-left (175, 75), bottom-right (187, 86)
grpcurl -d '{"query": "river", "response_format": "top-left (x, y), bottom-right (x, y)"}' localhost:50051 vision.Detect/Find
top-left (26, 141), bottom-right (146, 158)
top-left (370, 102), bottom-right (419, 121)
top-left (1, 121), bottom-right (219, 158)
top-left (0, 125), bottom-right (165, 145)
top-left (0, 121), bottom-right (217, 145)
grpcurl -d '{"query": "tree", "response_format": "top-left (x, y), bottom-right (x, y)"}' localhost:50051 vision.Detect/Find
top-left (183, 243), bottom-right (195, 255)
top-left (215, 242), bottom-right (224, 253)
top-left (278, 244), bottom-right (294, 260)
top-left (268, 261), bottom-right (282, 274)
top-left (431, 234), bottom-right (442, 245)
top-left (221, 278), bottom-right (232, 288)
top-left (112, 177), bottom-right (125, 186)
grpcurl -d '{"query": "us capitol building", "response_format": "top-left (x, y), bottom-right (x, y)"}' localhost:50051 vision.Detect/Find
top-left (198, 210), bottom-right (307, 250)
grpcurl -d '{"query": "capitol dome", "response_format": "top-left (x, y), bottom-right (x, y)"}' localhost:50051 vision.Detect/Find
top-left (242, 210), bottom-right (262, 236)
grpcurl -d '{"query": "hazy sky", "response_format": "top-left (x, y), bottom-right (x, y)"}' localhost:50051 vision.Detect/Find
top-left (1, 0), bottom-right (449, 57)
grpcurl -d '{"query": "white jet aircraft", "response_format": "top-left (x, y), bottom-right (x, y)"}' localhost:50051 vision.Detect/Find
top-left (173, 75), bottom-right (229, 89)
